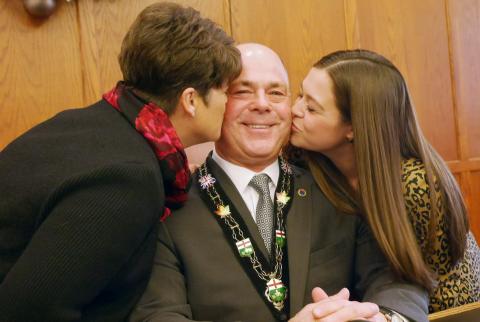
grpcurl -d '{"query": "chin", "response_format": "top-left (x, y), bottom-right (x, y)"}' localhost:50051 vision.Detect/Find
top-left (209, 132), bottom-right (221, 142)
top-left (289, 135), bottom-right (304, 148)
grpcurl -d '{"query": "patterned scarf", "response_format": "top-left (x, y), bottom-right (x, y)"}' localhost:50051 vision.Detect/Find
top-left (103, 82), bottom-right (190, 220)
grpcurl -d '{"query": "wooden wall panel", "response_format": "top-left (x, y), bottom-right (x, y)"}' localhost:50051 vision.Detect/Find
top-left (230, 0), bottom-right (347, 95)
top-left (345, 0), bottom-right (458, 161)
top-left (447, 0), bottom-right (480, 160)
top-left (469, 172), bottom-right (480, 241)
top-left (446, 0), bottom-right (480, 241)
top-left (0, 1), bottom-right (83, 149)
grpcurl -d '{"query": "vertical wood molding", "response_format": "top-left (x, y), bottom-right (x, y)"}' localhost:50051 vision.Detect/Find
top-left (444, 0), bottom-right (472, 234)
top-left (223, 0), bottom-right (232, 36)
top-left (343, 0), bottom-right (359, 49)
top-left (445, 0), bottom-right (467, 162)
top-left (445, 0), bottom-right (480, 240)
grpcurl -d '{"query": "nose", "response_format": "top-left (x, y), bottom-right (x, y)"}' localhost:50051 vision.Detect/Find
top-left (291, 98), bottom-right (304, 118)
top-left (250, 90), bottom-right (271, 112)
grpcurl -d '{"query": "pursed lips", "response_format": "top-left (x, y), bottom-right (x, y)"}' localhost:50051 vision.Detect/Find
top-left (291, 122), bottom-right (301, 132)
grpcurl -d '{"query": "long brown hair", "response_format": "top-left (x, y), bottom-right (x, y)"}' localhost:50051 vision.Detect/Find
top-left (307, 49), bottom-right (469, 289)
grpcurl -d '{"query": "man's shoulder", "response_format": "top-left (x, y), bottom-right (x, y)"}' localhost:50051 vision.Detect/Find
top-left (290, 163), bottom-right (313, 181)
top-left (168, 180), bottom-right (211, 222)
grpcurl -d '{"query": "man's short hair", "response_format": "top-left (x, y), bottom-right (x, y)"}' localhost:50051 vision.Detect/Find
top-left (118, 2), bottom-right (241, 113)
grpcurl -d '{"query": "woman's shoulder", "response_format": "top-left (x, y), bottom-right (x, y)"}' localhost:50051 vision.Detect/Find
top-left (401, 158), bottom-right (431, 203)
top-left (400, 158), bottom-right (430, 237)
top-left (401, 158), bottom-right (426, 183)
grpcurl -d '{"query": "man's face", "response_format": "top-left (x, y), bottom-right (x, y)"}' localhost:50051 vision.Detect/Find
top-left (215, 46), bottom-right (291, 171)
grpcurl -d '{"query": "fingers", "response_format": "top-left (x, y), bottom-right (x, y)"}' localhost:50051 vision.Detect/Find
top-left (289, 302), bottom-right (323, 322)
top-left (311, 287), bottom-right (328, 302)
top-left (333, 287), bottom-right (350, 301)
top-left (313, 301), bottom-right (379, 322)
top-left (312, 298), bottom-right (354, 319)
top-left (303, 288), bottom-right (380, 322)
top-left (368, 312), bottom-right (388, 322)
top-left (312, 287), bottom-right (350, 303)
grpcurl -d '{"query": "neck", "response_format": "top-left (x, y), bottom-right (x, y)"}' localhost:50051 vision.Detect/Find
top-left (215, 147), bottom-right (277, 173)
top-left (170, 114), bottom-right (196, 148)
top-left (324, 143), bottom-right (358, 190)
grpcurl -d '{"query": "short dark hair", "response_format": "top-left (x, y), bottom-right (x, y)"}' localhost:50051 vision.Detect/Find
top-left (118, 2), bottom-right (241, 113)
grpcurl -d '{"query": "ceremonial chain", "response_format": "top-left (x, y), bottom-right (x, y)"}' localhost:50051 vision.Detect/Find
top-left (197, 157), bottom-right (293, 311)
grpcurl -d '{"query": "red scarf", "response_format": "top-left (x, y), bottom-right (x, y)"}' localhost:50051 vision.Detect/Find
top-left (103, 82), bottom-right (190, 221)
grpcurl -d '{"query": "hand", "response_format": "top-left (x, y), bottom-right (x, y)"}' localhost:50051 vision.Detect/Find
top-left (311, 288), bottom-right (386, 321)
top-left (311, 287), bottom-right (330, 302)
top-left (289, 288), bottom-right (381, 322)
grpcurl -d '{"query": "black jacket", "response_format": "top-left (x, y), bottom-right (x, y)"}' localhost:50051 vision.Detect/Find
top-left (0, 99), bottom-right (165, 321)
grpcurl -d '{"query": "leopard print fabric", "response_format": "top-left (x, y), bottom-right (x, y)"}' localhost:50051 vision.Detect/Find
top-left (401, 158), bottom-right (480, 313)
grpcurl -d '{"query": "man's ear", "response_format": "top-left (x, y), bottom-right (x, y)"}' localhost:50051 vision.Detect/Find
top-left (178, 87), bottom-right (197, 117)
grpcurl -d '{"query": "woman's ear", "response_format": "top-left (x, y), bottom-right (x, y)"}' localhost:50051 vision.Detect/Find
top-left (346, 126), bottom-right (354, 143)
top-left (179, 87), bottom-right (197, 117)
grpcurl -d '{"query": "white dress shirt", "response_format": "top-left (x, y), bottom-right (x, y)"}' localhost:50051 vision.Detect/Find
top-left (212, 150), bottom-right (279, 222)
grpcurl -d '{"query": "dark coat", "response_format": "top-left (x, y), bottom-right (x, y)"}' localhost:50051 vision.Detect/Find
top-left (0, 100), bottom-right (165, 321)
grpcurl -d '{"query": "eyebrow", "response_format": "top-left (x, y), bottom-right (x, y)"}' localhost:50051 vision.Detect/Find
top-left (301, 84), bottom-right (324, 110)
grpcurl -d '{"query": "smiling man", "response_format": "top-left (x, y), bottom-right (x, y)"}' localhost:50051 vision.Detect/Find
top-left (130, 44), bottom-right (428, 322)
top-left (215, 43), bottom-right (291, 172)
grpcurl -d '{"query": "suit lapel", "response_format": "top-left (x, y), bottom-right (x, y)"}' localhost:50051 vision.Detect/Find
top-left (287, 169), bottom-right (312, 315)
top-left (207, 157), bottom-right (271, 261)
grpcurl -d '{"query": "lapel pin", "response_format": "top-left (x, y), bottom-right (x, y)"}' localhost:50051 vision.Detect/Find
top-left (297, 188), bottom-right (307, 197)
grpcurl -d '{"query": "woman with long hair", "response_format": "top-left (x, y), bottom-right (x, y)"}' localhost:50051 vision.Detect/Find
top-left (290, 49), bottom-right (480, 312)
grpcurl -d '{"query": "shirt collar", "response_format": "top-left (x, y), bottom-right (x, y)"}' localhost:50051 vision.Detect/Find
top-left (212, 150), bottom-right (279, 192)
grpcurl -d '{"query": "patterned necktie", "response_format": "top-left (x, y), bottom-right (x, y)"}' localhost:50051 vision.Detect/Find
top-left (249, 174), bottom-right (274, 254)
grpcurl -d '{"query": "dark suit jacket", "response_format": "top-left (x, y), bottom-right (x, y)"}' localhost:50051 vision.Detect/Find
top-left (130, 157), bottom-right (428, 322)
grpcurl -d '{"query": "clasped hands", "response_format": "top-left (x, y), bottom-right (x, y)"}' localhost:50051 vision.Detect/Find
top-left (289, 287), bottom-right (387, 322)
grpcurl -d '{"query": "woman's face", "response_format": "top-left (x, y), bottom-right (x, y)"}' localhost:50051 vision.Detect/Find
top-left (290, 68), bottom-right (352, 156)
top-left (193, 84), bottom-right (229, 143)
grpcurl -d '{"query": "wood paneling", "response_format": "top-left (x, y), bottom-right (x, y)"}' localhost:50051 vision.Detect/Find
top-left (445, 0), bottom-right (480, 241)
top-left (469, 171), bottom-right (480, 241)
top-left (230, 0), bottom-right (347, 95)
top-left (0, 1), bottom-right (83, 149)
top-left (447, 0), bottom-right (480, 160)
top-left (345, 0), bottom-right (458, 161)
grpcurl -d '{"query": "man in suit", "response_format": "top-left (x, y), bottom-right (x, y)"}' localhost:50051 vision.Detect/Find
top-left (130, 43), bottom-right (429, 322)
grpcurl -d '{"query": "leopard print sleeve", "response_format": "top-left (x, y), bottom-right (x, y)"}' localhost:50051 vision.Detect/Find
top-left (401, 158), bottom-right (432, 254)
top-left (401, 158), bottom-right (480, 312)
